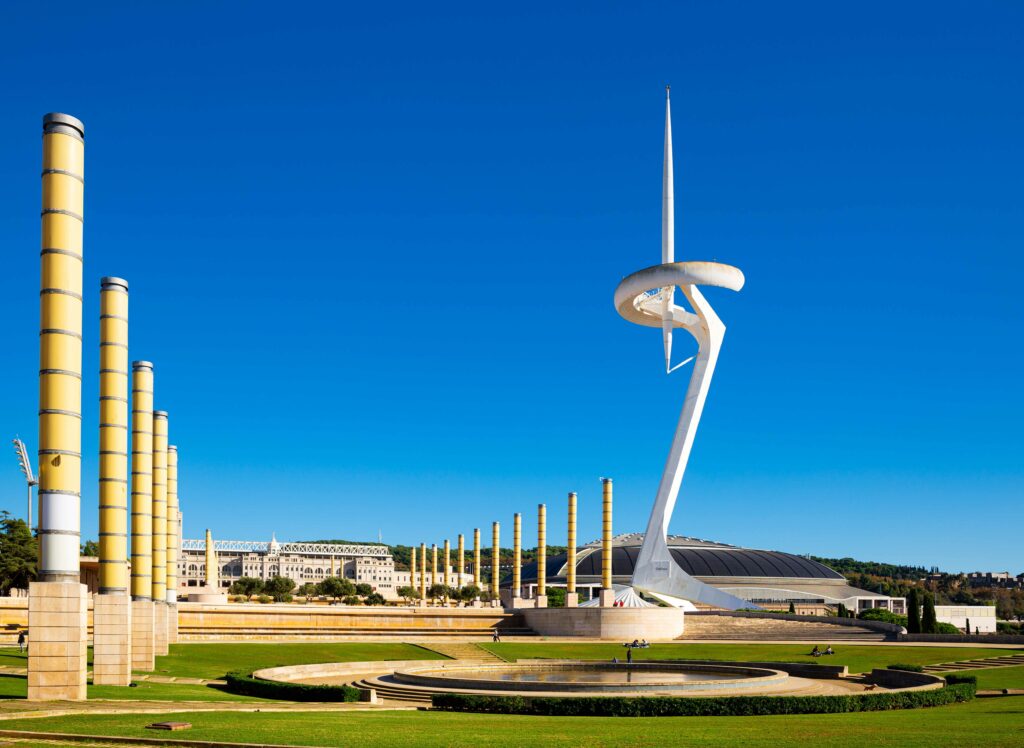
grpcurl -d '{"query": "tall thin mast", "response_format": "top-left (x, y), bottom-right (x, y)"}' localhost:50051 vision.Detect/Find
top-left (661, 85), bottom-right (675, 372)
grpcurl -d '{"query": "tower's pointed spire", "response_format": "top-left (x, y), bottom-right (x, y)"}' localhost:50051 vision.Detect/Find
top-left (662, 85), bottom-right (674, 264)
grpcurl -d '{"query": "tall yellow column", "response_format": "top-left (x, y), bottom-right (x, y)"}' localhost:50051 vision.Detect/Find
top-left (330, 555), bottom-right (336, 577)
top-left (409, 545), bottom-right (417, 603)
top-left (600, 478), bottom-right (614, 607)
top-left (30, 112), bottom-right (88, 701)
top-left (166, 444), bottom-right (179, 643)
top-left (473, 528), bottom-right (481, 588)
top-left (566, 492), bottom-right (578, 606)
top-left (419, 543), bottom-right (427, 601)
top-left (443, 539), bottom-right (450, 588)
top-left (430, 544), bottom-right (437, 589)
top-left (457, 534), bottom-right (464, 590)
top-left (491, 522), bottom-right (500, 600)
top-left (93, 277), bottom-right (132, 686)
top-left (512, 513), bottom-right (521, 600)
top-left (205, 529), bottom-right (219, 590)
top-left (130, 361), bottom-right (155, 671)
top-left (537, 503), bottom-right (547, 606)
top-left (152, 411), bottom-right (169, 656)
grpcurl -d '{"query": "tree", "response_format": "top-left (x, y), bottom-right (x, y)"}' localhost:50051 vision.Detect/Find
top-left (354, 583), bottom-right (372, 596)
top-left (907, 588), bottom-right (921, 633)
top-left (263, 576), bottom-right (296, 602)
top-left (459, 585), bottom-right (481, 603)
top-left (427, 583), bottom-right (448, 602)
top-left (546, 587), bottom-right (566, 608)
top-left (397, 586), bottom-right (420, 603)
top-left (317, 577), bottom-right (354, 601)
top-left (921, 592), bottom-right (938, 634)
top-left (297, 582), bottom-right (318, 598)
top-left (229, 577), bottom-right (263, 598)
top-left (0, 512), bottom-right (36, 594)
top-left (80, 539), bottom-right (99, 556)
top-left (342, 595), bottom-right (361, 605)
top-left (364, 592), bottom-right (386, 606)
top-left (788, 601), bottom-right (796, 614)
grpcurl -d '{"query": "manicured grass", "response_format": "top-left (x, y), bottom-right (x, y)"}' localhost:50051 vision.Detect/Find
top-left (3, 699), bottom-right (1023, 747)
top-left (973, 665), bottom-right (1024, 691)
top-left (0, 647), bottom-right (27, 668)
top-left (482, 642), bottom-right (1020, 674)
top-left (0, 673), bottom-right (267, 701)
top-left (142, 642), bottom-right (446, 679)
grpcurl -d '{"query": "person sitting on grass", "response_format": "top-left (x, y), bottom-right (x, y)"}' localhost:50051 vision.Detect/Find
top-left (825, 645), bottom-right (834, 655)
top-left (810, 645), bottom-right (820, 657)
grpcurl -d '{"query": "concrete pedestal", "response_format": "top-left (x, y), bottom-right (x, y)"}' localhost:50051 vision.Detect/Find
top-left (167, 603), bottom-right (178, 644)
top-left (154, 602), bottom-right (168, 656)
top-left (27, 582), bottom-right (88, 701)
top-left (131, 599), bottom-right (155, 671)
top-left (598, 589), bottom-right (617, 607)
top-left (565, 593), bottom-right (579, 608)
top-left (512, 597), bottom-right (532, 609)
top-left (92, 594), bottom-right (132, 686)
top-left (522, 606), bottom-right (685, 640)
top-left (535, 595), bottom-right (548, 609)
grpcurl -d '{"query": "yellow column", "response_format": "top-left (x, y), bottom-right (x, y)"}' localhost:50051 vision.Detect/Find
top-left (457, 534), bottom-right (464, 589)
top-left (205, 529), bottom-right (218, 590)
top-left (152, 411), bottom-right (168, 603)
top-left (98, 278), bottom-right (129, 593)
top-left (130, 362), bottom-right (154, 599)
top-left (491, 522), bottom-right (500, 597)
top-left (38, 113), bottom-right (85, 582)
top-left (430, 544), bottom-right (437, 589)
top-left (410, 545), bottom-right (417, 599)
top-left (512, 513), bottom-right (521, 598)
top-left (537, 503), bottom-right (547, 600)
top-left (166, 445), bottom-right (179, 604)
top-left (443, 539), bottom-right (450, 588)
top-left (567, 492), bottom-right (577, 600)
top-left (330, 555), bottom-right (336, 577)
top-left (473, 528), bottom-right (481, 588)
top-left (419, 543), bottom-right (427, 600)
top-left (602, 478), bottom-right (613, 591)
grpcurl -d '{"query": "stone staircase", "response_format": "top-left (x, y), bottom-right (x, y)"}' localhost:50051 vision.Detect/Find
top-left (923, 652), bottom-right (1024, 674)
top-left (417, 642), bottom-right (506, 662)
top-left (680, 614), bottom-right (888, 641)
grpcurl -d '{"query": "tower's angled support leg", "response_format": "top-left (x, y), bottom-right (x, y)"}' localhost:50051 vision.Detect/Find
top-left (631, 285), bottom-right (753, 610)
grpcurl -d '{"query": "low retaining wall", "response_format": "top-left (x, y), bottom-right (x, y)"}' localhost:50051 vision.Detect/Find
top-left (180, 603), bottom-right (522, 640)
top-left (522, 606), bottom-right (684, 640)
top-left (253, 659), bottom-right (446, 683)
top-left (898, 633), bottom-right (1024, 645)
top-left (864, 668), bottom-right (945, 690)
top-left (517, 658), bottom-right (848, 679)
top-left (694, 610), bottom-right (905, 637)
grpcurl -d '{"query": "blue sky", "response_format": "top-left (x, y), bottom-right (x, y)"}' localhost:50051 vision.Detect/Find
top-left (1, 2), bottom-right (1021, 572)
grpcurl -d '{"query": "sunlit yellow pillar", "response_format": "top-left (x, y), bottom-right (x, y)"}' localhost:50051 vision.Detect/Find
top-left (419, 543), bottom-right (427, 601)
top-left (130, 361), bottom-right (155, 670)
top-left (473, 528), bottom-right (481, 588)
top-left (410, 544), bottom-right (417, 602)
top-left (166, 444), bottom-right (179, 642)
top-left (457, 534), bottom-right (464, 590)
top-left (430, 544), bottom-right (437, 590)
top-left (512, 513), bottom-right (521, 600)
top-left (537, 503), bottom-right (547, 606)
top-left (152, 411), bottom-right (168, 655)
top-left (491, 522), bottom-right (500, 599)
top-left (601, 478), bottom-right (614, 606)
top-left (29, 112), bottom-right (88, 701)
top-left (566, 492), bottom-right (578, 606)
top-left (443, 539), bottom-right (450, 588)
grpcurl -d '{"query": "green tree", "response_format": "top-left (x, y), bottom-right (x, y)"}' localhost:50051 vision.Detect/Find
top-left (317, 577), bottom-right (354, 601)
top-left (427, 583), bottom-right (449, 602)
top-left (546, 587), bottom-right (566, 608)
top-left (397, 585), bottom-right (420, 603)
top-left (921, 592), bottom-right (938, 634)
top-left (263, 576), bottom-right (296, 602)
top-left (835, 603), bottom-right (849, 618)
top-left (342, 595), bottom-right (361, 605)
top-left (907, 588), bottom-right (921, 633)
top-left (364, 592), bottom-right (386, 606)
top-left (459, 584), bottom-right (481, 603)
top-left (0, 512), bottom-right (36, 594)
top-left (229, 577), bottom-right (264, 598)
top-left (788, 601), bottom-right (796, 614)
top-left (354, 583), bottom-right (373, 596)
top-left (297, 582), bottom-right (318, 598)
top-left (80, 539), bottom-right (99, 556)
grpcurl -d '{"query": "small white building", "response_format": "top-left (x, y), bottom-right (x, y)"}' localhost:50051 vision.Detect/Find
top-left (934, 605), bottom-right (997, 633)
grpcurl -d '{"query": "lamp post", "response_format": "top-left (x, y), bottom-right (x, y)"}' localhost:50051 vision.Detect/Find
top-left (11, 438), bottom-right (36, 529)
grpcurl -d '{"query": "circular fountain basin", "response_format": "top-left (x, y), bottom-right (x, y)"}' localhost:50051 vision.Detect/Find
top-left (393, 662), bottom-right (787, 693)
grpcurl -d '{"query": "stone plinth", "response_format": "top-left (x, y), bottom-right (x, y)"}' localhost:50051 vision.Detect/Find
top-left (187, 587), bottom-right (227, 604)
top-left (92, 594), bottom-right (131, 686)
top-left (167, 604), bottom-right (178, 644)
top-left (598, 589), bottom-right (617, 608)
top-left (535, 595), bottom-right (548, 609)
top-left (522, 606), bottom-right (685, 640)
top-left (27, 581), bottom-right (88, 701)
top-left (154, 602), bottom-right (169, 656)
top-left (131, 599), bottom-right (155, 671)
top-left (565, 593), bottom-right (579, 608)
top-left (512, 597), bottom-right (532, 609)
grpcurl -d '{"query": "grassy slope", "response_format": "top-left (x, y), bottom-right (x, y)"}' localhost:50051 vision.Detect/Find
top-left (482, 642), bottom-right (1020, 674)
top-left (974, 665), bottom-right (1024, 691)
top-left (3, 700), bottom-right (1023, 748)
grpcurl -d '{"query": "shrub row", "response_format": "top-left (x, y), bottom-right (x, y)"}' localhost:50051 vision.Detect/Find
top-left (224, 670), bottom-right (363, 702)
top-left (887, 663), bottom-right (925, 672)
top-left (944, 674), bottom-right (978, 686)
top-left (431, 684), bottom-right (975, 717)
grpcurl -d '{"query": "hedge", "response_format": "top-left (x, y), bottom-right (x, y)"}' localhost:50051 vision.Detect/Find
top-left (944, 674), bottom-right (978, 686)
top-left (431, 684), bottom-right (975, 717)
top-left (224, 670), bottom-right (363, 702)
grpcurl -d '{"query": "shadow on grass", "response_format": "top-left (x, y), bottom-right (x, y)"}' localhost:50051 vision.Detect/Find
top-left (0, 673), bottom-right (27, 699)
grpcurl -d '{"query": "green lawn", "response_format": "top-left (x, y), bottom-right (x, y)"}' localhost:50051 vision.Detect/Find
top-left (974, 665), bottom-right (1024, 691)
top-left (142, 642), bottom-right (446, 679)
top-left (3, 699), bottom-right (1023, 747)
top-left (0, 674), bottom-right (267, 702)
top-left (482, 642), bottom-right (1021, 674)
top-left (0, 648), bottom-right (28, 668)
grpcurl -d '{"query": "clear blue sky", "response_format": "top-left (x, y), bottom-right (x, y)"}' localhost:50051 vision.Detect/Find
top-left (1, 2), bottom-right (1021, 572)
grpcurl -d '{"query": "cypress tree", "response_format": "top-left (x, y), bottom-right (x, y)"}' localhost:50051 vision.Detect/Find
top-left (922, 592), bottom-right (938, 634)
top-left (907, 588), bottom-right (921, 633)
top-left (788, 601), bottom-right (795, 614)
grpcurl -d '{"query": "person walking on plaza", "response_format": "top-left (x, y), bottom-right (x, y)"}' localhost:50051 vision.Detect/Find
top-left (626, 647), bottom-right (633, 664)
top-left (492, 629), bottom-right (501, 643)
top-left (17, 631), bottom-right (26, 653)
